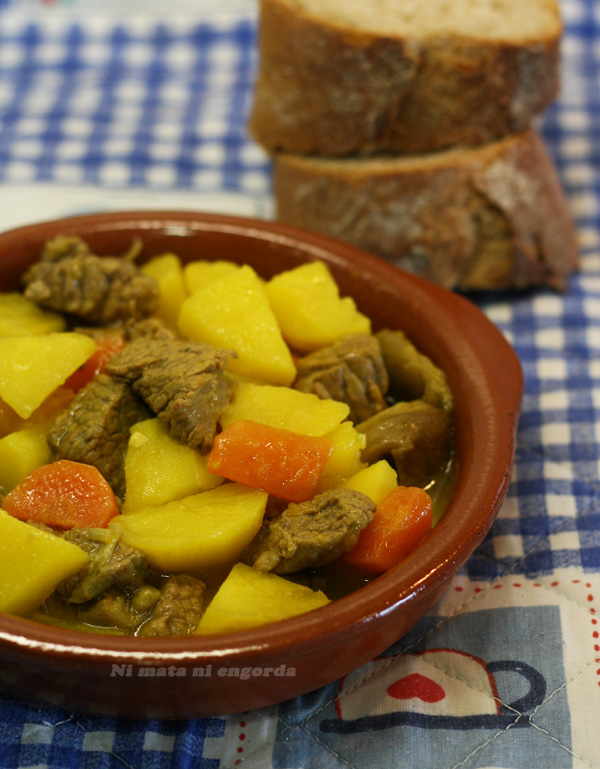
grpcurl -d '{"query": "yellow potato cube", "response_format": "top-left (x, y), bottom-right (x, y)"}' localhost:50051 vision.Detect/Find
top-left (318, 422), bottom-right (367, 490)
top-left (111, 483), bottom-right (268, 573)
top-left (141, 253), bottom-right (187, 327)
top-left (178, 265), bottom-right (296, 385)
top-left (183, 260), bottom-right (240, 294)
top-left (0, 427), bottom-right (52, 495)
top-left (0, 292), bottom-right (66, 337)
top-left (195, 563), bottom-right (330, 634)
top-left (0, 333), bottom-right (96, 419)
top-left (0, 387), bottom-right (75, 442)
top-left (220, 382), bottom-right (349, 436)
top-left (341, 460), bottom-right (398, 506)
top-left (123, 418), bottom-right (223, 511)
top-left (0, 510), bottom-right (89, 615)
top-left (265, 261), bottom-right (371, 352)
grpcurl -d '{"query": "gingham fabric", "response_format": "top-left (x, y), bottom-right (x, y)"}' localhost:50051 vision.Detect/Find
top-left (0, 1), bottom-right (599, 768)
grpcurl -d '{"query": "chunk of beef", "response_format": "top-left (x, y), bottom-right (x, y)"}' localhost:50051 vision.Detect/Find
top-left (23, 236), bottom-right (158, 325)
top-left (294, 335), bottom-right (389, 423)
top-left (356, 400), bottom-right (452, 487)
top-left (77, 592), bottom-right (146, 630)
top-left (123, 317), bottom-right (178, 342)
top-left (247, 489), bottom-right (375, 574)
top-left (69, 583), bottom-right (163, 632)
top-left (376, 329), bottom-right (453, 412)
top-left (138, 575), bottom-right (206, 637)
top-left (59, 526), bottom-right (149, 603)
top-left (73, 325), bottom-right (124, 342)
top-left (39, 527), bottom-right (201, 633)
top-left (47, 374), bottom-right (151, 497)
top-left (106, 337), bottom-right (236, 453)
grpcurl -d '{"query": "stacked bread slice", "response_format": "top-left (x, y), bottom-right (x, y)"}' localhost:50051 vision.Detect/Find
top-left (248, 0), bottom-right (578, 291)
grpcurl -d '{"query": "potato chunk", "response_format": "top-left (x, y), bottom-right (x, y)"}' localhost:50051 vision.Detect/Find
top-left (111, 483), bottom-right (268, 572)
top-left (123, 418), bottom-right (223, 512)
top-left (0, 427), bottom-right (52, 495)
top-left (195, 563), bottom-right (330, 634)
top-left (178, 265), bottom-right (296, 385)
top-left (0, 510), bottom-right (89, 615)
top-left (183, 260), bottom-right (240, 294)
top-left (0, 332), bottom-right (96, 418)
top-left (141, 253), bottom-right (187, 327)
top-left (0, 387), bottom-right (74, 440)
top-left (341, 460), bottom-right (398, 506)
top-left (0, 292), bottom-right (66, 337)
top-left (220, 382), bottom-right (349, 436)
top-left (318, 422), bottom-right (367, 489)
top-left (265, 261), bottom-right (370, 352)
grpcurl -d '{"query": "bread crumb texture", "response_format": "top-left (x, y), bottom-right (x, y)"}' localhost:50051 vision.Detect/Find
top-left (291, 0), bottom-right (561, 41)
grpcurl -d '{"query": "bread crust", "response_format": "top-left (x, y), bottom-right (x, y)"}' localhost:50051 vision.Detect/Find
top-left (273, 130), bottom-right (578, 291)
top-left (249, 0), bottom-right (561, 155)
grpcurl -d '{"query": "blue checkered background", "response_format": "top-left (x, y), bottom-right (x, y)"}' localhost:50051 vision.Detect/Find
top-left (0, 1), bottom-right (599, 767)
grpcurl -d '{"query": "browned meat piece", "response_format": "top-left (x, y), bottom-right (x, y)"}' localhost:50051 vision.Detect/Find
top-left (74, 325), bottom-right (124, 342)
top-left (376, 329), bottom-right (453, 411)
top-left (47, 374), bottom-right (151, 497)
top-left (247, 489), bottom-right (375, 574)
top-left (72, 584), bottom-right (163, 631)
top-left (38, 527), bottom-right (185, 633)
top-left (123, 317), bottom-right (178, 342)
top-left (59, 527), bottom-right (149, 603)
top-left (294, 335), bottom-right (389, 423)
top-left (138, 575), bottom-right (206, 637)
top-left (356, 400), bottom-right (452, 487)
top-left (106, 337), bottom-right (236, 453)
top-left (22, 235), bottom-right (158, 325)
top-left (77, 593), bottom-right (145, 630)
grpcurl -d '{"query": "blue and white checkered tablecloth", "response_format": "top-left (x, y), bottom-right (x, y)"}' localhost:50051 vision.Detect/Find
top-left (0, 1), bottom-right (599, 768)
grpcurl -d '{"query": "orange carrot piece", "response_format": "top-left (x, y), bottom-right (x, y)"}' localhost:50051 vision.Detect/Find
top-left (207, 419), bottom-right (333, 502)
top-left (3, 459), bottom-right (120, 529)
top-left (65, 332), bottom-right (126, 392)
top-left (345, 486), bottom-right (433, 574)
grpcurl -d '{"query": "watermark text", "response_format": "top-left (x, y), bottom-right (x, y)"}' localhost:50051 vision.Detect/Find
top-left (111, 663), bottom-right (296, 680)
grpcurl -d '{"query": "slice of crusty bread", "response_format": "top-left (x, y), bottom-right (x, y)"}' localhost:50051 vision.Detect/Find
top-left (273, 130), bottom-right (578, 291)
top-left (249, 0), bottom-right (562, 156)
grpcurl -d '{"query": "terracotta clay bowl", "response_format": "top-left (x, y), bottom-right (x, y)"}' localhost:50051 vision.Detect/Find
top-left (0, 211), bottom-right (523, 719)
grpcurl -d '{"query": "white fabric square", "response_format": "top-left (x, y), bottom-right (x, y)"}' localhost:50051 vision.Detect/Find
top-left (545, 494), bottom-right (578, 519)
top-left (539, 389), bottom-right (570, 411)
top-left (143, 731), bottom-right (175, 752)
top-left (536, 358), bottom-right (568, 380)
top-left (548, 529), bottom-right (581, 552)
top-left (82, 731), bottom-right (115, 751)
top-left (493, 534), bottom-right (524, 560)
top-left (540, 421), bottom-right (572, 446)
top-left (21, 723), bottom-right (54, 745)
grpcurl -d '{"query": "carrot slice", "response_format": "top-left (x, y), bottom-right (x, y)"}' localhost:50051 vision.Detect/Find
top-left (65, 332), bottom-right (126, 392)
top-left (207, 419), bottom-right (333, 502)
top-left (3, 459), bottom-right (120, 529)
top-left (345, 486), bottom-right (433, 573)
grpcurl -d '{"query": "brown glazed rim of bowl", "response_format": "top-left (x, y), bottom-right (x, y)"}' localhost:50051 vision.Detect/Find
top-left (0, 210), bottom-right (523, 669)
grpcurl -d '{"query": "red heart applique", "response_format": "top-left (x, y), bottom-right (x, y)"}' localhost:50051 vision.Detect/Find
top-left (387, 673), bottom-right (446, 703)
